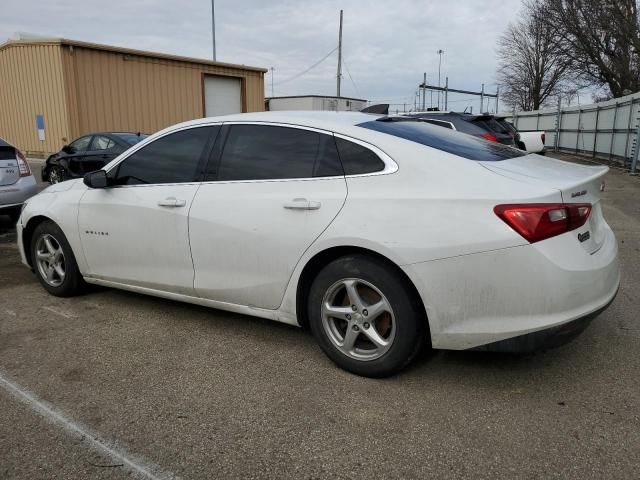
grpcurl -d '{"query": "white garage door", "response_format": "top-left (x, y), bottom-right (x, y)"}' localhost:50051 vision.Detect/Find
top-left (204, 75), bottom-right (242, 117)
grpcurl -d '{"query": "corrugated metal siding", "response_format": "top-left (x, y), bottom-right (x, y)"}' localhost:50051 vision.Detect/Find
top-left (69, 47), bottom-right (265, 136)
top-left (0, 44), bottom-right (70, 155)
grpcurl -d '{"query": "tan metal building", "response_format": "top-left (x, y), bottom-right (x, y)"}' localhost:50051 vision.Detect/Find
top-left (0, 37), bottom-right (266, 156)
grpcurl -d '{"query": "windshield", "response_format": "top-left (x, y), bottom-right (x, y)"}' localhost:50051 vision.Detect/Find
top-left (358, 119), bottom-right (526, 161)
top-left (114, 133), bottom-right (148, 145)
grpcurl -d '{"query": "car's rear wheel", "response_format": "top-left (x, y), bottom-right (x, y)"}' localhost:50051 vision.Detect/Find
top-left (308, 254), bottom-right (427, 377)
top-left (49, 166), bottom-right (65, 184)
top-left (31, 220), bottom-right (86, 297)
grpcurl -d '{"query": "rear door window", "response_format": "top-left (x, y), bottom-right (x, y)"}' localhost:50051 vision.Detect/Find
top-left (90, 136), bottom-right (116, 151)
top-left (359, 119), bottom-right (526, 161)
top-left (215, 125), bottom-right (343, 181)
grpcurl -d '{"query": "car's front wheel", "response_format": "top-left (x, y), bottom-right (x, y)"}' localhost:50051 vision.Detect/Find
top-left (308, 254), bottom-right (427, 377)
top-left (31, 220), bottom-right (86, 297)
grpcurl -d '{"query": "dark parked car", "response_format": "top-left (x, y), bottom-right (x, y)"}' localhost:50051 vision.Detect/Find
top-left (403, 112), bottom-right (516, 146)
top-left (42, 132), bottom-right (147, 184)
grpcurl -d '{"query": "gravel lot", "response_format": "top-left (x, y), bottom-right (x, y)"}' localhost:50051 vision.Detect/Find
top-left (0, 154), bottom-right (639, 479)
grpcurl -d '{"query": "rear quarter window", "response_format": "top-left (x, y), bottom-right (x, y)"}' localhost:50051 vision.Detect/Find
top-left (358, 120), bottom-right (526, 161)
top-left (335, 137), bottom-right (385, 174)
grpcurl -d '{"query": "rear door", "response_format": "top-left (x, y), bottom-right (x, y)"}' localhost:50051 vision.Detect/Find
top-left (0, 144), bottom-right (18, 186)
top-left (189, 123), bottom-right (347, 309)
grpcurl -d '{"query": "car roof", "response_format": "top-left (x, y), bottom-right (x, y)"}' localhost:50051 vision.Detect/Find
top-left (168, 111), bottom-right (383, 133)
top-left (0, 137), bottom-right (12, 148)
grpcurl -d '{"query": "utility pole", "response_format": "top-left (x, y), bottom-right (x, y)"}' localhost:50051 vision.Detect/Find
top-left (480, 83), bottom-right (485, 113)
top-left (437, 49), bottom-right (444, 109)
top-left (444, 77), bottom-right (448, 111)
top-left (336, 10), bottom-right (343, 97)
top-left (211, 0), bottom-right (216, 61)
top-left (270, 67), bottom-right (274, 97)
top-left (422, 72), bottom-right (426, 111)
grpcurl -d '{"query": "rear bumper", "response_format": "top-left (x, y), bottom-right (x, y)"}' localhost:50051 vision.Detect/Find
top-left (0, 176), bottom-right (38, 208)
top-left (469, 288), bottom-right (617, 352)
top-left (403, 222), bottom-right (620, 350)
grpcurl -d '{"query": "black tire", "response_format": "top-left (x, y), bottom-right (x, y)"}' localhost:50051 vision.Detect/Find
top-left (31, 220), bottom-right (86, 297)
top-left (7, 207), bottom-right (21, 224)
top-left (308, 254), bottom-right (428, 378)
top-left (49, 165), bottom-right (65, 184)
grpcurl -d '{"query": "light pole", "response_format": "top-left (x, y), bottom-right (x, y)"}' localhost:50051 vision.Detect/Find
top-left (211, 0), bottom-right (216, 61)
top-left (437, 49), bottom-right (444, 110)
top-left (270, 67), bottom-right (274, 97)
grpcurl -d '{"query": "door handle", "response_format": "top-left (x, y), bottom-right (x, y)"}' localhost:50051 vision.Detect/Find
top-left (283, 198), bottom-right (321, 210)
top-left (158, 197), bottom-right (187, 207)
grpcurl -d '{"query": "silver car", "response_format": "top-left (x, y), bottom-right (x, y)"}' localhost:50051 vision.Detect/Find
top-left (0, 137), bottom-right (38, 222)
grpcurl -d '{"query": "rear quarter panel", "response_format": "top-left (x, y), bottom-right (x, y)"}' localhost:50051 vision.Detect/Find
top-left (278, 136), bottom-right (563, 319)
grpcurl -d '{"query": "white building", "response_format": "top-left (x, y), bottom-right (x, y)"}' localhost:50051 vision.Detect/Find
top-left (266, 95), bottom-right (367, 112)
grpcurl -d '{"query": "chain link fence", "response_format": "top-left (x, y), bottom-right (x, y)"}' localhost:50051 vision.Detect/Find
top-left (504, 92), bottom-right (640, 174)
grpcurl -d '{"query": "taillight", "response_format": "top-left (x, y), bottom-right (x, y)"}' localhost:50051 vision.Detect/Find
top-left (541, 133), bottom-right (546, 144)
top-left (494, 203), bottom-right (592, 243)
top-left (480, 133), bottom-right (498, 142)
top-left (16, 150), bottom-right (31, 177)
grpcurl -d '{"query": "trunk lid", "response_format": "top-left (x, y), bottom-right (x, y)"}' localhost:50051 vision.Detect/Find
top-left (0, 146), bottom-right (19, 186)
top-left (481, 154), bottom-right (608, 254)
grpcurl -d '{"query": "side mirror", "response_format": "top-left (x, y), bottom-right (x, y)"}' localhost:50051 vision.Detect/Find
top-left (62, 144), bottom-right (73, 154)
top-left (83, 170), bottom-right (109, 189)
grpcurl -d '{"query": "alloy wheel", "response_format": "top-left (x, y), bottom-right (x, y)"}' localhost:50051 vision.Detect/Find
top-left (35, 234), bottom-right (66, 287)
top-left (321, 278), bottom-right (396, 361)
top-left (49, 168), bottom-right (62, 184)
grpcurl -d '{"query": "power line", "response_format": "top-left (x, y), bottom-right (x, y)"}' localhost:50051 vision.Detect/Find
top-left (342, 58), bottom-right (361, 98)
top-left (275, 46), bottom-right (338, 86)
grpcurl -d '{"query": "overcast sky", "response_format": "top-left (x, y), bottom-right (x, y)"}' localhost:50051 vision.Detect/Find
top-left (2, 0), bottom-right (524, 112)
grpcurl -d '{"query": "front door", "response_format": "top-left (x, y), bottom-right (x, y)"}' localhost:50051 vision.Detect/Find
top-left (189, 123), bottom-right (348, 310)
top-left (78, 125), bottom-right (219, 294)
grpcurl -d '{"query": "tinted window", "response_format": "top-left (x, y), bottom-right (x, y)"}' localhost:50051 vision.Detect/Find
top-left (0, 146), bottom-right (15, 160)
top-left (421, 119), bottom-right (454, 129)
top-left (91, 136), bottom-right (116, 151)
top-left (359, 120), bottom-right (526, 161)
top-left (69, 136), bottom-right (92, 153)
top-left (114, 126), bottom-right (216, 185)
top-left (217, 125), bottom-right (343, 181)
top-left (334, 137), bottom-right (385, 175)
top-left (474, 118), bottom-right (509, 134)
top-left (114, 133), bottom-right (148, 145)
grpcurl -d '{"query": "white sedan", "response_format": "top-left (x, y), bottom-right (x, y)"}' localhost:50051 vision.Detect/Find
top-left (17, 112), bottom-right (619, 377)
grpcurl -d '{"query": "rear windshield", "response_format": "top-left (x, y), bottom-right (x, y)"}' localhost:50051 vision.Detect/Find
top-left (0, 146), bottom-right (16, 160)
top-left (114, 133), bottom-right (148, 145)
top-left (358, 120), bottom-right (526, 161)
top-left (472, 118), bottom-right (510, 134)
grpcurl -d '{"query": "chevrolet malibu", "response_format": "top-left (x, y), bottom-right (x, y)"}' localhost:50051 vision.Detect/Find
top-left (17, 112), bottom-right (619, 377)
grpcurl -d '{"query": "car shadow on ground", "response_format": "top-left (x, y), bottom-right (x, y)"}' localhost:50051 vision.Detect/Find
top-left (0, 215), bottom-right (17, 243)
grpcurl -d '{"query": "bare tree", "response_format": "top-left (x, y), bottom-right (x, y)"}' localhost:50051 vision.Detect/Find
top-left (544, 0), bottom-right (640, 98)
top-left (497, 1), bottom-right (570, 110)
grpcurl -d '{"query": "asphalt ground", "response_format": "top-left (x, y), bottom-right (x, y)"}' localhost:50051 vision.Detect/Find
top-left (0, 154), bottom-right (638, 479)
